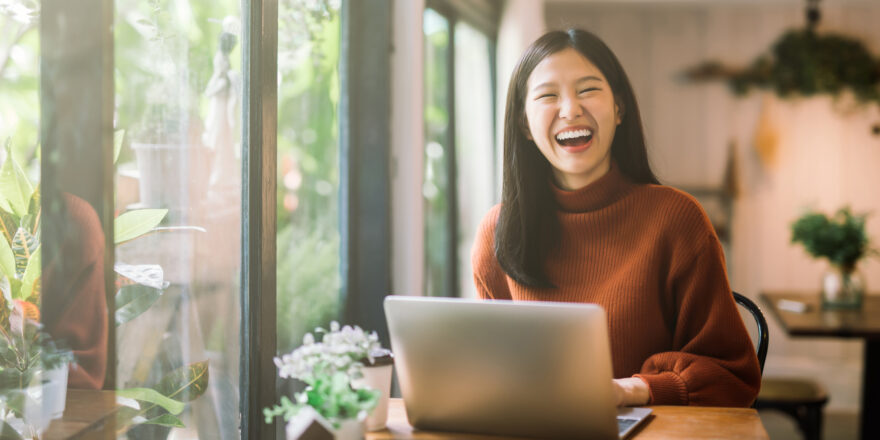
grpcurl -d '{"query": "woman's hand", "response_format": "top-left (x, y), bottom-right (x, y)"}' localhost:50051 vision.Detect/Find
top-left (612, 377), bottom-right (650, 407)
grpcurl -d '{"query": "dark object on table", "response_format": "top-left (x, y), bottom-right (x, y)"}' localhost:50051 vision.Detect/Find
top-left (761, 292), bottom-right (880, 440)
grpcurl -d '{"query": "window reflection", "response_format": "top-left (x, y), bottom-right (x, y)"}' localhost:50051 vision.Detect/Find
top-left (114, 0), bottom-right (241, 437)
top-left (275, 0), bottom-right (342, 356)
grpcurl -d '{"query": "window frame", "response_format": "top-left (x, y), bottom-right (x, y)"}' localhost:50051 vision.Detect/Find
top-left (38, 0), bottom-right (495, 437)
top-left (423, 0), bottom-right (499, 299)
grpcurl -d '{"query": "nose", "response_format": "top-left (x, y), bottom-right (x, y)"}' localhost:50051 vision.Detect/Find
top-left (558, 92), bottom-right (584, 121)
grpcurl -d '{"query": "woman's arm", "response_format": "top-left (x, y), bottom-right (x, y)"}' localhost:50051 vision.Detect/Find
top-left (633, 204), bottom-right (761, 407)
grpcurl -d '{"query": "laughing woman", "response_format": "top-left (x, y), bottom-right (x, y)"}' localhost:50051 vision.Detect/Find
top-left (471, 29), bottom-right (761, 407)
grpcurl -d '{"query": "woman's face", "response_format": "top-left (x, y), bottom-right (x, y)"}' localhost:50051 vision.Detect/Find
top-left (523, 47), bottom-right (621, 190)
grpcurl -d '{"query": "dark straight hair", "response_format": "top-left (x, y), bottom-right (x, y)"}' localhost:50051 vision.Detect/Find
top-left (495, 29), bottom-right (659, 288)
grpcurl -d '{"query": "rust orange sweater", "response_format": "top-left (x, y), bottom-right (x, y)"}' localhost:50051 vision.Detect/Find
top-left (471, 165), bottom-right (761, 407)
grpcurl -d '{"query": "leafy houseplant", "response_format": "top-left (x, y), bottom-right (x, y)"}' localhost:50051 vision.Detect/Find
top-left (265, 322), bottom-right (383, 436)
top-left (791, 207), bottom-right (874, 308)
top-left (0, 143), bottom-right (210, 435)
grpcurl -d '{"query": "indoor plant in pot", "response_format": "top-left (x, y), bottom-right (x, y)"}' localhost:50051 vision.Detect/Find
top-left (791, 207), bottom-right (875, 309)
top-left (265, 321), bottom-right (392, 439)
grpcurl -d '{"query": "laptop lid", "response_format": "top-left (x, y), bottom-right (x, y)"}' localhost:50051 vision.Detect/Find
top-left (384, 296), bottom-right (624, 439)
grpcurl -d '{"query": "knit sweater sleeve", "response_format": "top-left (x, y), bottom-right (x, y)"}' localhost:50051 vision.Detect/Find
top-left (471, 205), bottom-right (512, 300)
top-left (634, 196), bottom-right (761, 407)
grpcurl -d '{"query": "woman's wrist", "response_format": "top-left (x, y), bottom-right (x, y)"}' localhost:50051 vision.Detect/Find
top-left (613, 377), bottom-right (651, 406)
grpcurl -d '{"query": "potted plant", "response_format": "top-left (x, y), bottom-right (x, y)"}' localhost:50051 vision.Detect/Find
top-left (265, 321), bottom-right (393, 439)
top-left (791, 207), bottom-right (875, 309)
top-left (0, 144), bottom-right (210, 436)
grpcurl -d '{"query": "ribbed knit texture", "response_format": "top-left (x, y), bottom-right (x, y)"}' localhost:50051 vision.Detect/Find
top-left (472, 164), bottom-right (761, 407)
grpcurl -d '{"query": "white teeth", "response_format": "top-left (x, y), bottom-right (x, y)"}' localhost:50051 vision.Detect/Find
top-left (555, 129), bottom-right (593, 141)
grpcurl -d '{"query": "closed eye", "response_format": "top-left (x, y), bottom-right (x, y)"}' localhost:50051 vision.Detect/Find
top-left (579, 87), bottom-right (600, 94)
top-left (537, 93), bottom-right (556, 100)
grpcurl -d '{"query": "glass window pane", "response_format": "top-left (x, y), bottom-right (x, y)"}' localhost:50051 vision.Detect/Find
top-left (423, 8), bottom-right (451, 298)
top-left (275, 1), bottom-right (342, 433)
top-left (454, 22), bottom-right (495, 299)
top-left (0, 1), bottom-right (45, 436)
top-left (114, 0), bottom-right (241, 437)
top-left (276, 0), bottom-right (342, 354)
top-left (0, 1), bottom-right (40, 170)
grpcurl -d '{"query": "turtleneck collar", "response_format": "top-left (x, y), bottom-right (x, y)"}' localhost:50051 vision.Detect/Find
top-left (551, 162), bottom-right (636, 212)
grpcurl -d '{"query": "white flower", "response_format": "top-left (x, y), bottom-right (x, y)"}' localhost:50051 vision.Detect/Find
top-left (274, 322), bottom-right (383, 383)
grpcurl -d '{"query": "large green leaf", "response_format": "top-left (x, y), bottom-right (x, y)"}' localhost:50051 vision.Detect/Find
top-left (0, 234), bottom-right (14, 279)
top-left (143, 414), bottom-right (185, 428)
top-left (115, 284), bottom-right (162, 326)
top-left (19, 246), bottom-right (40, 300)
top-left (116, 387), bottom-right (185, 415)
top-left (114, 129), bottom-right (125, 165)
top-left (0, 209), bottom-right (16, 245)
top-left (155, 360), bottom-right (209, 403)
top-left (11, 227), bottom-right (37, 277)
top-left (114, 209), bottom-right (167, 245)
top-left (0, 146), bottom-right (34, 218)
top-left (0, 276), bottom-right (11, 329)
top-left (23, 184), bottom-right (39, 234)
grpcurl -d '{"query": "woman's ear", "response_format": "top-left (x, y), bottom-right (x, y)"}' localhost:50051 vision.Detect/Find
top-left (615, 100), bottom-right (625, 125)
top-left (521, 115), bottom-right (533, 140)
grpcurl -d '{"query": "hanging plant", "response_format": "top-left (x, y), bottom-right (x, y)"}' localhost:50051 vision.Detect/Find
top-left (683, 0), bottom-right (880, 134)
top-left (686, 30), bottom-right (880, 103)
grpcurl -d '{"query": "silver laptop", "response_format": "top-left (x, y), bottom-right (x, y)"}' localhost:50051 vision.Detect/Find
top-left (384, 296), bottom-right (652, 439)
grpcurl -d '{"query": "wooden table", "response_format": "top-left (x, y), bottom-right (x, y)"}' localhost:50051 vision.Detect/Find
top-left (44, 389), bottom-right (117, 439)
top-left (761, 291), bottom-right (880, 440)
top-left (366, 399), bottom-right (768, 439)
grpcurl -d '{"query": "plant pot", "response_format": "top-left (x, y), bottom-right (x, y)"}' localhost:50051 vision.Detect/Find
top-left (821, 264), bottom-right (865, 309)
top-left (333, 418), bottom-right (365, 440)
top-left (131, 142), bottom-right (208, 222)
top-left (6, 364), bottom-right (70, 437)
top-left (351, 350), bottom-right (394, 431)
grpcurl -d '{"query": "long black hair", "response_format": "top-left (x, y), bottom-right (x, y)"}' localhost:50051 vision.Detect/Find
top-left (495, 29), bottom-right (659, 288)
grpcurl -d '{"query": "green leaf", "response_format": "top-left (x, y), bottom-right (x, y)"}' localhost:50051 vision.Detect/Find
top-left (11, 227), bottom-right (37, 277)
top-left (143, 414), bottom-right (185, 428)
top-left (114, 129), bottom-right (125, 165)
top-left (116, 387), bottom-right (185, 415)
top-left (7, 278), bottom-right (21, 301)
top-left (0, 209), bottom-right (16, 245)
top-left (0, 233), bottom-right (14, 279)
top-left (114, 209), bottom-right (167, 245)
top-left (24, 184), bottom-right (39, 234)
top-left (115, 284), bottom-right (162, 326)
top-left (155, 360), bottom-right (209, 403)
top-left (19, 246), bottom-right (39, 300)
top-left (0, 146), bottom-right (34, 218)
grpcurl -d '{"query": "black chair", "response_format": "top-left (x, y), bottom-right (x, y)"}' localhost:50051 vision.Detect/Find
top-left (733, 291), bottom-right (828, 440)
top-left (733, 291), bottom-right (768, 372)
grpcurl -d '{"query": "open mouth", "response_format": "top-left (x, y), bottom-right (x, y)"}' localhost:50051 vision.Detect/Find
top-left (555, 128), bottom-right (593, 147)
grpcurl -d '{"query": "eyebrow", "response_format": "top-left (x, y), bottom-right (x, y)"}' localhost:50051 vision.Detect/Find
top-left (530, 75), bottom-right (604, 92)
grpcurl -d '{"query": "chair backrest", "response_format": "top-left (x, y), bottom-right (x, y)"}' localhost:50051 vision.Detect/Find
top-left (732, 291), bottom-right (768, 374)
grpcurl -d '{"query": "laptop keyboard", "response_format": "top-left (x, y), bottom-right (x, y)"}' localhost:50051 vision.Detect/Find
top-left (617, 417), bottom-right (638, 434)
